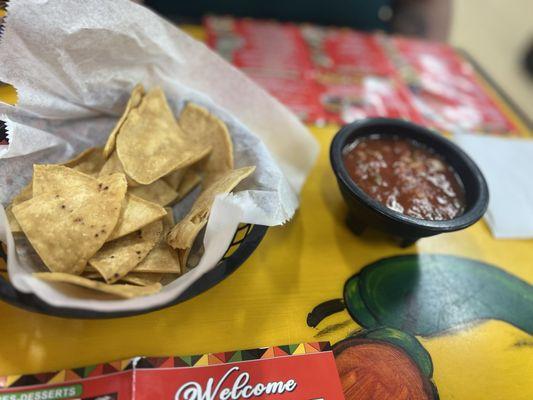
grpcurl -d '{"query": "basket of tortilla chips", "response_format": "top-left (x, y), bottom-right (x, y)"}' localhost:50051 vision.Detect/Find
top-left (0, 0), bottom-right (318, 318)
top-left (1, 85), bottom-right (269, 317)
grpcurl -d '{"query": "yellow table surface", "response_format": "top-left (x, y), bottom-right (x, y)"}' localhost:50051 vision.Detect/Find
top-left (0, 25), bottom-right (532, 400)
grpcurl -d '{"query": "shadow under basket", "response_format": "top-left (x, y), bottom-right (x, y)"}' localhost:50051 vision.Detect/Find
top-left (0, 224), bottom-right (268, 319)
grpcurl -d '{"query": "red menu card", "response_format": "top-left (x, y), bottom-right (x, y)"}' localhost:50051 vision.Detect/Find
top-left (0, 342), bottom-right (344, 400)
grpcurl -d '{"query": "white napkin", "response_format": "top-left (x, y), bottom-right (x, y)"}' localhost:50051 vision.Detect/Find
top-left (0, 0), bottom-right (319, 312)
top-left (454, 132), bottom-right (533, 239)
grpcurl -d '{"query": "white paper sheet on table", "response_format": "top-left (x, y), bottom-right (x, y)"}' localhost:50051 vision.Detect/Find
top-left (0, 0), bottom-right (319, 312)
top-left (454, 132), bottom-right (533, 239)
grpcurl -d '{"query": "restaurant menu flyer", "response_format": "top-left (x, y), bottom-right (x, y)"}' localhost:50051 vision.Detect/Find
top-left (204, 16), bottom-right (519, 135)
top-left (0, 343), bottom-right (345, 399)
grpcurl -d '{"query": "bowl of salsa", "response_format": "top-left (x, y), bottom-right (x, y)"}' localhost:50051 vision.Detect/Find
top-left (330, 118), bottom-right (489, 246)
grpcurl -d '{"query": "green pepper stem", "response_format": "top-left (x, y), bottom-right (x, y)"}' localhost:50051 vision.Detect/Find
top-left (307, 298), bottom-right (345, 328)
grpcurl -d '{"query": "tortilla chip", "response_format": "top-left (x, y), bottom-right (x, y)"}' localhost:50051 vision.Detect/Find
top-left (116, 87), bottom-right (212, 185)
top-left (62, 147), bottom-right (105, 177)
top-left (164, 207), bottom-right (175, 224)
top-left (82, 271), bottom-right (104, 281)
top-left (89, 219), bottom-right (162, 283)
top-left (178, 103), bottom-right (234, 183)
top-left (13, 173), bottom-right (127, 274)
top-left (133, 242), bottom-right (181, 274)
top-left (176, 170), bottom-right (202, 201)
top-left (6, 204), bottom-right (22, 233)
top-left (82, 270), bottom-right (162, 286)
top-left (134, 209), bottom-right (181, 274)
top-left (99, 151), bottom-right (140, 187)
top-left (163, 168), bottom-right (186, 189)
top-left (34, 272), bottom-right (161, 299)
top-left (33, 165), bottom-right (95, 197)
top-left (129, 179), bottom-right (178, 206)
top-left (103, 84), bottom-right (145, 159)
top-left (119, 272), bottom-right (163, 286)
top-left (108, 194), bottom-right (166, 241)
top-left (167, 166), bottom-right (255, 250)
top-left (12, 183), bottom-right (33, 204)
top-left (7, 181), bottom-right (34, 233)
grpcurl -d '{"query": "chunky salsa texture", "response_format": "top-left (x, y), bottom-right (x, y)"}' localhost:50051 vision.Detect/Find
top-left (343, 135), bottom-right (465, 221)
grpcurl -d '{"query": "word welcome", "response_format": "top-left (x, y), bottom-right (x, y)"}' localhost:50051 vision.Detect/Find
top-left (175, 366), bottom-right (298, 400)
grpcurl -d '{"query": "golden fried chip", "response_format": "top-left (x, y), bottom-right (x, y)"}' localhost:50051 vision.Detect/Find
top-left (103, 84), bottom-right (145, 159)
top-left (82, 271), bottom-right (104, 280)
top-left (108, 194), bottom-right (166, 241)
top-left (116, 87), bottom-right (212, 185)
top-left (129, 179), bottom-right (178, 206)
top-left (12, 182), bottom-right (33, 204)
top-left (34, 272), bottom-right (161, 298)
top-left (98, 151), bottom-right (140, 187)
top-left (6, 181), bottom-right (34, 233)
top-left (164, 207), bottom-right (175, 224)
top-left (133, 242), bottom-right (181, 274)
top-left (134, 209), bottom-right (181, 274)
top-left (6, 204), bottom-right (22, 233)
top-left (13, 173), bottom-right (127, 274)
top-left (167, 166), bottom-right (255, 251)
top-left (62, 147), bottom-right (105, 177)
top-left (33, 165), bottom-right (95, 197)
top-left (119, 272), bottom-right (163, 286)
top-left (163, 168), bottom-right (186, 189)
top-left (176, 170), bottom-right (202, 201)
top-left (89, 219), bottom-right (162, 283)
top-left (178, 103), bottom-right (234, 184)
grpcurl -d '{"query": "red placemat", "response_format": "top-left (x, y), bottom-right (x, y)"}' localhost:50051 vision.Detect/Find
top-left (205, 16), bottom-right (522, 135)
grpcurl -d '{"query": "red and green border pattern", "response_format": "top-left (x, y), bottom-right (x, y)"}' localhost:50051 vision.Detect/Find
top-left (0, 342), bottom-right (330, 389)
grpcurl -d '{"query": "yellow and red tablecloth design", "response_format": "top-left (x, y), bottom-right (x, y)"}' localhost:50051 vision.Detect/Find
top-left (0, 22), bottom-right (531, 400)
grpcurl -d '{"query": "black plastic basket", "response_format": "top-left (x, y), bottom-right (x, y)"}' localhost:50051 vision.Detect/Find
top-left (0, 223), bottom-right (268, 318)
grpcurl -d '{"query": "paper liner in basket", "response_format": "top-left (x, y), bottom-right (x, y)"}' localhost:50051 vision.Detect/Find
top-left (0, 0), bottom-right (318, 312)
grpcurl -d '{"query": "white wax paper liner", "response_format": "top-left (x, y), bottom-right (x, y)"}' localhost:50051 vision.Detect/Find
top-left (0, 0), bottom-right (318, 312)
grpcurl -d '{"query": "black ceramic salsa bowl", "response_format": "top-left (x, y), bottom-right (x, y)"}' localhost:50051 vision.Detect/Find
top-left (330, 118), bottom-right (489, 246)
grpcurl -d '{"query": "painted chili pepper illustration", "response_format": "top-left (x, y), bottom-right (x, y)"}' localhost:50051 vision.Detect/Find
top-left (308, 254), bottom-right (533, 336)
top-left (334, 328), bottom-right (438, 400)
top-left (308, 254), bottom-right (533, 400)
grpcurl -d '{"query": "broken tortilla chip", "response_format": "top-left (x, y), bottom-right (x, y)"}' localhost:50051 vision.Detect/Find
top-left (6, 182), bottom-right (34, 233)
top-left (116, 87), bottom-right (212, 185)
top-left (164, 207), bottom-right (175, 225)
top-left (163, 168), bottom-right (186, 189)
top-left (176, 170), bottom-right (202, 201)
top-left (89, 219), bottom-right (163, 283)
top-left (129, 179), bottom-right (178, 206)
top-left (108, 194), bottom-right (166, 241)
top-left (103, 84), bottom-right (145, 159)
top-left (62, 147), bottom-right (105, 177)
top-left (12, 182), bottom-right (33, 204)
top-left (178, 103), bottom-right (234, 184)
top-left (167, 166), bottom-right (255, 251)
top-left (119, 272), bottom-right (163, 286)
top-left (34, 272), bottom-right (161, 298)
top-left (134, 209), bottom-right (181, 274)
top-left (98, 151), bottom-right (140, 187)
top-left (6, 204), bottom-right (22, 233)
top-left (13, 173), bottom-right (127, 274)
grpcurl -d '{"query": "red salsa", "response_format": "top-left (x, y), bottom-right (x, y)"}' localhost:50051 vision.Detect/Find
top-left (343, 135), bottom-right (465, 221)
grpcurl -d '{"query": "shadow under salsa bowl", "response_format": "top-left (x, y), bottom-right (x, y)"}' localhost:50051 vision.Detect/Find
top-left (330, 118), bottom-right (489, 246)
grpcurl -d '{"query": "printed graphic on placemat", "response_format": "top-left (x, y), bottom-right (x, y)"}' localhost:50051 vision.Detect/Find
top-left (205, 16), bottom-right (527, 135)
top-left (0, 343), bottom-right (344, 399)
top-left (307, 254), bottom-right (533, 400)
